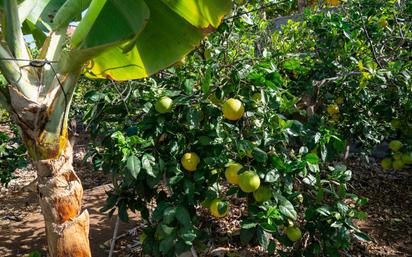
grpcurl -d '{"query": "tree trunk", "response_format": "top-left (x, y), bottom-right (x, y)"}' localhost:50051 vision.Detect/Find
top-left (33, 139), bottom-right (91, 257)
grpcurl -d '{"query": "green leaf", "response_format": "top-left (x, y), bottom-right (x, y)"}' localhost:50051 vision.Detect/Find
top-left (201, 68), bottom-right (211, 94)
top-left (252, 147), bottom-right (268, 163)
top-left (279, 199), bottom-right (297, 220)
top-left (28, 251), bottom-right (42, 257)
top-left (52, 0), bottom-right (91, 30)
top-left (240, 228), bottom-right (255, 245)
top-left (60, 0), bottom-right (150, 73)
top-left (305, 153), bottom-right (319, 164)
top-left (162, 207), bottom-right (176, 225)
top-left (257, 227), bottom-right (269, 250)
top-left (353, 231), bottom-right (370, 242)
top-left (316, 206), bottom-right (331, 216)
top-left (181, 232), bottom-right (196, 245)
top-left (142, 153), bottom-right (156, 177)
top-left (118, 201), bottom-right (129, 222)
top-left (83, 0), bottom-right (231, 80)
top-left (126, 155), bottom-right (141, 179)
top-left (175, 206), bottom-right (191, 228)
top-left (159, 235), bottom-right (175, 254)
top-left (241, 222), bottom-right (257, 229)
top-left (161, 0), bottom-right (232, 28)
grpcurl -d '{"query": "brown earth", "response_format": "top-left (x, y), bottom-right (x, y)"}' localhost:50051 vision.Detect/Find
top-left (0, 183), bottom-right (140, 257)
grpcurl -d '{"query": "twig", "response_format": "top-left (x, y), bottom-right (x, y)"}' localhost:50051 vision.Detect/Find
top-left (190, 246), bottom-right (199, 257)
top-left (358, 9), bottom-right (384, 69)
top-left (108, 216), bottom-right (120, 257)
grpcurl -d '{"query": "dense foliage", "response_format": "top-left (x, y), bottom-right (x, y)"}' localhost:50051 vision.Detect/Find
top-left (79, 0), bottom-right (411, 256)
top-left (1, 0), bottom-right (410, 256)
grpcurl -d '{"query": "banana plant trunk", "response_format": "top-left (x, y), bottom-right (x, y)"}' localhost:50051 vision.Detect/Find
top-left (33, 139), bottom-right (91, 257)
top-left (2, 68), bottom-right (92, 256)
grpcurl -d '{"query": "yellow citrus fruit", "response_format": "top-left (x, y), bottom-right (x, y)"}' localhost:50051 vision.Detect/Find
top-left (326, 0), bottom-right (340, 6)
top-left (326, 104), bottom-right (340, 115)
top-left (388, 140), bottom-right (403, 152)
top-left (155, 96), bottom-right (173, 113)
top-left (181, 152), bottom-right (200, 172)
top-left (224, 163), bottom-right (243, 184)
top-left (253, 186), bottom-right (272, 202)
top-left (222, 98), bottom-right (245, 121)
top-left (238, 171), bottom-right (260, 193)
top-left (380, 158), bottom-right (392, 170)
top-left (393, 160), bottom-right (405, 170)
top-left (286, 226), bottom-right (302, 242)
top-left (378, 18), bottom-right (388, 28)
top-left (401, 152), bottom-right (412, 165)
top-left (209, 199), bottom-right (229, 218)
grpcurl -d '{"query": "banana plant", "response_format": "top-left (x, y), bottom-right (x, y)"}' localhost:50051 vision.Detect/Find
top-left (0, 0), bottom-right (231, 256)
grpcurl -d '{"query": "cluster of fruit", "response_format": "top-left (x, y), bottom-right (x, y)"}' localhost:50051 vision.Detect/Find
top-left (154, 96), bottom-right (302, 242)
top-left (380, 140), bottom-right (412, 170)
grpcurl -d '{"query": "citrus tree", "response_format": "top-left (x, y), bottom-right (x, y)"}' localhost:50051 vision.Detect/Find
top-left (82, 1), bottom-right (412, 256)
top-left (0, 0), bottom-right (231, 256)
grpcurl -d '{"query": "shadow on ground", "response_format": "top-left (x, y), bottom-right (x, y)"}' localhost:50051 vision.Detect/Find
top-left (0, 184), bottom-right (139, 257)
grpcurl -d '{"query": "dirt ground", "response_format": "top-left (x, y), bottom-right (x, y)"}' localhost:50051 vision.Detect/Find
top-left (0, 143), bottom-right (411, 257)
top-left (0, 142), bottom-right (139, 257)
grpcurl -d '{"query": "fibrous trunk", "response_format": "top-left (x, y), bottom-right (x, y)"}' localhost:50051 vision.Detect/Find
top-left (33, 140), bottom-right (91, 257)
top-left (6, 72), bottom-right (92, 257)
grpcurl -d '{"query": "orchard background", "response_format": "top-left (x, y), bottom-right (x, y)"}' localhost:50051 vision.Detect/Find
top-left (1, 0), bottom-right (411, 256)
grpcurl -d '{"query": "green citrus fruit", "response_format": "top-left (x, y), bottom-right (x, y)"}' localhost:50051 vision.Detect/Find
top-left (253, 186), bottom-right (272, 202)
top-left (389, 140), bottom-right (403, 152)
top-left (390, 119), bottom-right (402, 129)
top-left (238, 171), bottom-right (260, 193)
top-left (286, 226), bottom-right (302, 242)
top-left (380, 158), bottom-right (392, 170)
top-left (251, 93), bottom-right (262, 108)
top-left (222, 98), bottom-right (245, 121)
top-left (155, 96), bottom-right (173, 113)
top-left (209, 199), bottom-right (229, 218)
top-left (181, 152), bottom-right (200, 172)
top-left (393, 159), bottom-right (405, 170)
top-left (224, 163), bottom-right (243, 185)
top-left (393, 153), bottom-right (402, 161)
top-left (401, 152), bottom-right (412, 165)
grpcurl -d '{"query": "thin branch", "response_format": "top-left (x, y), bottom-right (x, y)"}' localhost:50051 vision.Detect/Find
top-left (358, 9), bottom-right (384, 69)
top-left (108, 216), bottom-right (120, 257)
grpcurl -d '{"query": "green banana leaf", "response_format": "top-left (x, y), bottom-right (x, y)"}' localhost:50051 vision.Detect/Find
top-left (1, 0), bottom-right (232, 81)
